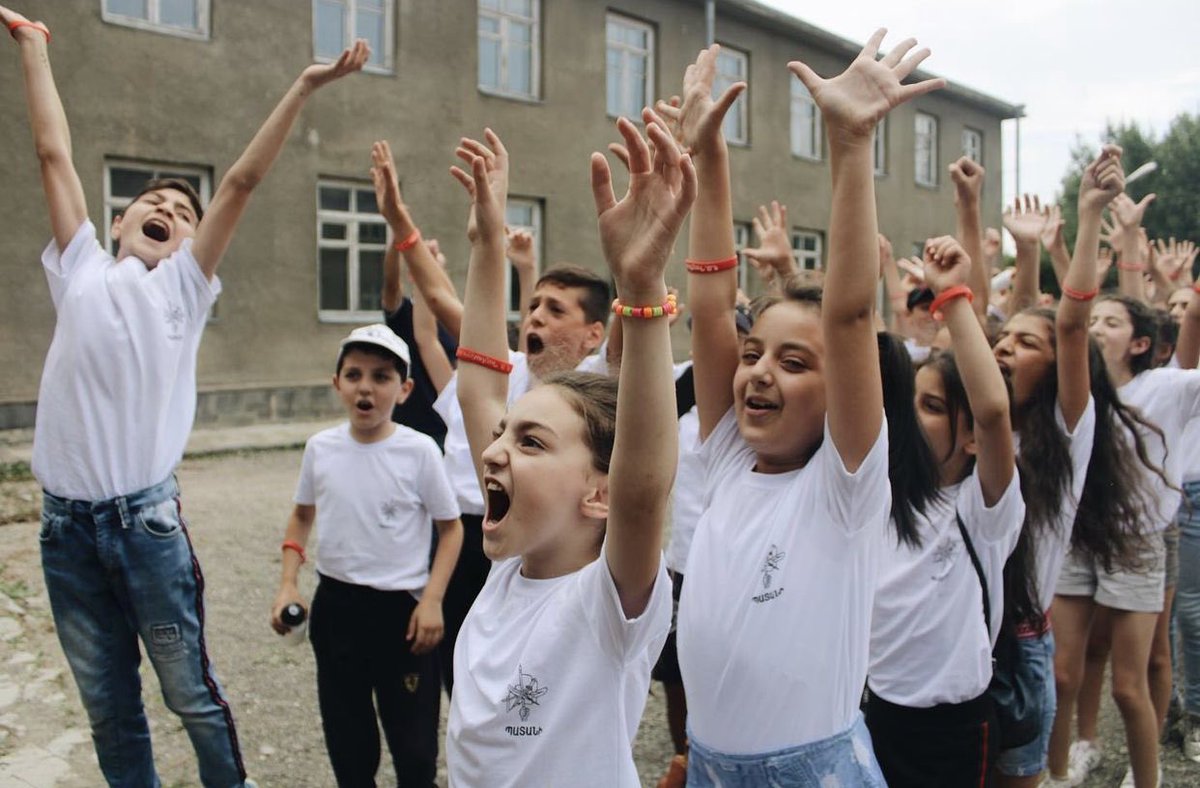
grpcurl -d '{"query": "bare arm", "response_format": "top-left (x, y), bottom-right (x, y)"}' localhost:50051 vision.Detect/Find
top-left (1004, 195), bottom-right (1043, 314)
top-left (1176, 289), bottom-right (1200, 370)
top-left (791, 30), bottom-right (944, 469)
top-left (507, 229), bottom-right (538, 352)
top-left (1111, 192), bottom-right (1155, 303)
top-left (2, 7), bottom-right (87, 250)
top-left (269, 503), bottom-right (315, 634)
top-left (1040, 204), bottom-right (1072, 288)
top-left (406, 517), bottom-right (463, 654)
top-left (411, 240), bottom-right (455, 394)
top-left (948, 157), bottom-right (987, 319)
top-left (381, 241), bottom-right (404, 314)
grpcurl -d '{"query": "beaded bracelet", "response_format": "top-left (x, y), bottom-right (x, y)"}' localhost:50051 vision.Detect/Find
top-left (611, 293), bottom-right (678, 319)
top-left (7, 20), bottom-right (50, 42)
top-left (686, 255), bottom-right (738, 274)
top-left (1061, 285), bottom-right (1099, 302)
top-left (282, 540), bottom-right (307, 564)
top-left (929, 285), bottom-right (974, 320)
top-left (394, 228), bottom-right (422, 252)
top-left (456, 347), bottom-right (513, 374)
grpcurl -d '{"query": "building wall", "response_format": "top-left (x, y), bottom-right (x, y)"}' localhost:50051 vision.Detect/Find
top-left (0, 0), bottom-right (1013, 425)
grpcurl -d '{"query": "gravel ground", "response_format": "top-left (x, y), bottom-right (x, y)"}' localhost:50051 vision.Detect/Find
top-left (0, 448), bottom-right (1196, 786)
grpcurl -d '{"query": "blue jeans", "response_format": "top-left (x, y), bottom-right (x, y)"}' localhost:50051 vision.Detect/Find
top-left (40, 477), bottom-right (248, 788)
top-left (686, 714), bottom-right (887, 787)
top-left (994, 629), bottom-right (1056, 777)
top-left (1174, 480), bottom-right (1200, 716)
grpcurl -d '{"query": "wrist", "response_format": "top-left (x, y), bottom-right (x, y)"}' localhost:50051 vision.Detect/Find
top-left (614, 280), bottom-right (669, 305)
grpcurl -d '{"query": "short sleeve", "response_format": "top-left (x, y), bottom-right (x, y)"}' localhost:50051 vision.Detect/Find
top-left (957, 468), bottom-right (1025, 551)
top-left (294, 440), bottom-right (317, 506)
top-left (1059, 395), bottom-right (1097, 502)
top-left (144, 238), bottom-right (221, 330)
top-left (816, 416), bottom-right (890, 532)
top-left (41, 220), bottom-right (105, 309)
top-left (578, 549), bottom-right (671, 666)
top-left (417, 438), bottom-right (462, 521)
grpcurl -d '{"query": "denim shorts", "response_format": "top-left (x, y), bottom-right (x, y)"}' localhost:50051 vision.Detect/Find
top-left (993, 629), bottom-right (1056, 777)
top-left (686, 713), bottom-right (886, 787)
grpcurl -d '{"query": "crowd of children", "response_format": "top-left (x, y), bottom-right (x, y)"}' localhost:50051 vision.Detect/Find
top-left (7, 4), bottom-right (1200, 787)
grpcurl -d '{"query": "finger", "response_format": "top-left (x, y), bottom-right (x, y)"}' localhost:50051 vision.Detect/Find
top-left (787, 61), bottom-right (823, 94)
top-left (590, 152), bottom-right (617, 215)
top-left (779, 203), bottom-right (788, 229)
top-left (406, 612), bottom-right (417, 642)
top-left (757, 203), bottom-right (772, 229)
top-left (471, 156), bottom-right (492, 203)
top-left (484, 127), bottom-right (508, 161)
top-left (880, 37), bottom-right (916, 68)
top-left (449, 165), bottom-right (475, 196)
top-left (897, 76), bottom-right (946, 103)
top-left (711, 81), bottom-right (747, 123)
top-left (607, 142), bottom-right (632, 171)
top-left (677, 153), bottom-right (698, 216)
top-left (894, 47), bottom-right (931, 80)
top-left (752, 217), bottom-right (767, 240)
top-left (862, 28), bottom-right (887, 59)
top-left (459, 137), bottom-right (495, 162)
top-left (1137, 193), bottom-right (1157, 209)
top-left (770, 200), bottom-right (782, 226)
top-left (617, 116), bottom-right (652, 174)
top-left (655, 100), bottom-right (682, 121)
top-left (647, 121), bottom-right (682, 172)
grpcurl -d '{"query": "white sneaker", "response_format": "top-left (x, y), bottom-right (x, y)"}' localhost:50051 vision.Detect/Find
top-left (1117, 764), bottom-right (1162, 787)
top-left (1068, 739), bottom-right (1102, 785)
top-left (1040, 774), bottom-right (1073, 788)
top-left (1185, 714), bottom-right (1200, 763)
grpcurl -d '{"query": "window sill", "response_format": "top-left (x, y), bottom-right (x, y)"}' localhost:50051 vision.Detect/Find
top-left (318, 310), bottom-right (387, 324)
top-left (791, 153), bottom-right (824, 164)
top-left (101, 14), bottom-right (209, 41)
top-left (914, 180), bottom-right (940, 191)
top-left (478, 87), bottom-right (543, 105)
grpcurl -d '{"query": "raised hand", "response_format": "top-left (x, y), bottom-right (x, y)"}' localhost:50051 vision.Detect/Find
top-left (1039, 204), bottom-right (1066, 250)
top-left (788, 29), bottom-right (945, 142)
top-left (898, 255), bottom-right (927, 286)
top-left (449, 129), bottom-right (509, 245)
top-left (1096, 248), bottom-right (1114, 287)
top-left (1153, 237), bottom-right (1196, 285)
top-left (1003, 194), bottom-right (1045, 244)
top-left (922, 235), bottom-right (971, 294)
top-left (0, 4), bottom-right (44, 42)
top-left (301, 39), bottom-right (370, 90)
top-left (983, 227), bottom-right (1002, 268)
top-left (1078, 145), bottom-right (1126, 215)
top-left (653, 45), bottom-right (745, 157)
top-left (949, 156), bottom-right (984, 206)
top-left (743, 201), bottom-right (797, 284)
top-left (1100, 214), bottom-right (1123, 252)
top-left (506, 227), bottom-right (536, 271)
top-left (369, 140), bottom-right (406, 228)
top-left (591, 118), bottom-right (697, 295)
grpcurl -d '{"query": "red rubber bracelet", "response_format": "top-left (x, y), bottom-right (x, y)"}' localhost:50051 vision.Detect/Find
top-left (686, 256), bottom-right (738, 274)
top-left (1061, 285), bottom-right (1099, 302)
top-left (7, 20), bottom-right (50, 42)
top-left (394, 228), bottom-right (421, 252)
top-left (929, 285), bottom-right (974, 320)
top-left (456, 347), bottom-right (513, 374)
top-left (282, 540), bottom-right (307, 564)
top-left (1116, 261), bottom-right (1145, 272)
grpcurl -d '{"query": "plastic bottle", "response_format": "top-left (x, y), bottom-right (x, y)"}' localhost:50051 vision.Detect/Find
top-left (280, 602), bottom-right (308, 646)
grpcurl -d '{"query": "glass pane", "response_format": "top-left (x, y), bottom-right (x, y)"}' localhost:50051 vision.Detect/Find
top-left (359, 0), bottom-right (385, 9)
top-left (606, 20), bottom-right (619, 42)
top-left (629, 60), bottom-right (646, 113)
top-left (321, 222), bottom-right (347, 240)
top-left (509, 20), bottom-right (531, 44)
top-left (480, 0), bottom-right (500, 9)
top-left (111, 167), bottom-right (150, 198)
top-left (359, 250), bottom-right (384, 312)
top-left (506, 203), bottom-right (533, 226)
top-left (319, 248), bottom-right (349, 311)
top-left (479, 36), bottom-right (500, 88)
top-left (314, 0), bottom-right (346, 59)
top-left (159, 0), bottom-right (198, 29)
top-left (358, 221), bottom-right (387, 245)
top-left (507, 43), bottom-right (532, 95)
top-left (723, 101), bottom-right (743, 142)
top-left (479, 15), bottom-right (500, 34)
top-left (107, 0), bottom-right (149, 19)
top-left (504, 0), bottom-right (532, 17)
top-left (606, 50), bottom-right (622, 115)
top-left (319, 186), bottom-right (351, 211)
top-left (356, 188), bottom-right (378, 214)
top-left (355, 8), bottom-right (385, 66)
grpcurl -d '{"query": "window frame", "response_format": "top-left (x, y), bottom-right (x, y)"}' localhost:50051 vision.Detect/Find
top-left (714, 44), bottom-right (749, 146)
top-left (312, 0), bottom-right (395, 75)
top-left (914, 111), bottom-right (939, 188)
top-left (790, 229), bottom-right (824, 271)
top-left (789, 79), bottom-right (822, 161)
top-left (504, 196), bottom-right (544, 321)
top-left (733, 221), bottom-right (753, 292)
top-left (316, 180), bottom-right (390, 323)
top-left (605, 12), bottom-right (655, 120)
top-left (102, 0), bottom-right (210, 40)
top-left (962, 126), bottom-right (983, 165)
top-left (873, 118), bottom-right (887, 177)
top-left (477, 0), bottom-right (541, 101)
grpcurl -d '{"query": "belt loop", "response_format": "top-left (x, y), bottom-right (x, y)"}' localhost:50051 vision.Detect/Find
top-left (117, 494), bottom-right (132, 530)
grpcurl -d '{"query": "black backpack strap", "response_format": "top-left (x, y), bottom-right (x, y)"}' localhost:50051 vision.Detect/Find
top-left (674, 365), bottom-right (696, 420)
top-left (955, 510), bottom-right (991, 638)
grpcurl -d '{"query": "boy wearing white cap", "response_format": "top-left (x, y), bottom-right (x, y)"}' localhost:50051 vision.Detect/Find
top-left (270, 324), bottom-right (463, 786)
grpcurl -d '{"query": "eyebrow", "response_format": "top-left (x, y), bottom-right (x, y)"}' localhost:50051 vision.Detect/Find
top-left (496, 418), bottom-right (558, 438)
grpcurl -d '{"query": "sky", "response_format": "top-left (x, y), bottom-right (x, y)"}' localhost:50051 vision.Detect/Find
top-left (758, 0), bottom-right (1200, 205)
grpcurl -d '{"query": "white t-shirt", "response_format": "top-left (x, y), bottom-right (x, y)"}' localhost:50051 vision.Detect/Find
top-left (33, 221), bottom-right (221, 500)
top-left (1119, 367), bottom-right (1200, 530)
top-left (1168, 355), bottom-right (1200, 484)
top-left (666, 407), bottom-right (704, 575)
top-left (446, 551), bottom-right (670, 787)
top-left (904, 338), bottom-right (932, 363)
top-left (434, 350), bottom-right (608, 516)
top-left (869, 471), bottom-right (1024, 707)
top-left (677, 409), bottom-right (891, 753)
top-left (1019, 397), bottom-right (1094, 612)
top-left (294, 423), bottom-right (460, 591)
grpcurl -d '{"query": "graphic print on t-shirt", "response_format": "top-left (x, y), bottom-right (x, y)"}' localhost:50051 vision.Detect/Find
top-left (380, 498), bottom-right (406, 524)
top-left (503, 665), bottom-right (549, 727)
top-left (163, 301), bottom-right (185, 341)
top-left (929, 535), bottom-right (960, 581)
top-left (753, 544), bottom-right (786, 604)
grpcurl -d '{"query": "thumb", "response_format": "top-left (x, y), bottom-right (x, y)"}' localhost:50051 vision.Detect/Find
top-left (1137, 193), bottom-right (1157, 209)
top-left (406, 609), bottom-right (417, 641)
top-left (710, 82), bottom-right (746, 123)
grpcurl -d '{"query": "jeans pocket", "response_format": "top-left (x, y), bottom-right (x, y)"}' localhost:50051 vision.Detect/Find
top-left (39, 509), bottom-right (69, 543)
top-left (136, 499), bottom-right (182, 538)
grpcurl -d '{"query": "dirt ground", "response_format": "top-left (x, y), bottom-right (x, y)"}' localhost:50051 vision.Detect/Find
top-left (0, 448), bottom-right (1196, 786)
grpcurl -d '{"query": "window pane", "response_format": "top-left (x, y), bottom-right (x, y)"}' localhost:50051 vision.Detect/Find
top-left (480, 0), bottom-right (500, 9)
top-left (504, 0), bottom-right (532, 17)
top-left (479, 36), bottom-right (500, 88)
top-left (107, 0), bottom-right (149, 19)
top-left (359, 250), bottom-right (384, 312)
top-left (606, 50), bottom-right (622, 116)
top-left (319, 186), bottom-right (351, 211)
top-left (321, 222), bottom-right (347, 240)
top-left (159, 0), bottom-right (197, 29)
top-left (479, 15), bottom-right (500, 34)
top-left (111, 168), bottom-right (150, 198)
top-left (629, 59), bottom-right (647, 112)
top-left (356, 188), bottom-right (378, 214)
top-left (319, 248), bottom-right (349, 310)
top-left (509, 20), bottom-right (531, 44)
top-left (506, 203), bottom-right (533, 226)
top-left (358, 221), bottom-right (387, 245)
top-left (314, 0), bottom-right (346, 59)
top-left (507, 43), bottom-right (532, 95)
top-left (355, 8), bottom-right (385, 66)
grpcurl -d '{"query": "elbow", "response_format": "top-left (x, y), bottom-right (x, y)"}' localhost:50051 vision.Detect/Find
top-left (35, 143), bottom-right (69, 167)
top-left (221, 168), bottom-right (262, 195)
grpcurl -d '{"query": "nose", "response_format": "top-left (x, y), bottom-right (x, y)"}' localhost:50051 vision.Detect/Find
top-left (481, 433), bottom-right (508, 470)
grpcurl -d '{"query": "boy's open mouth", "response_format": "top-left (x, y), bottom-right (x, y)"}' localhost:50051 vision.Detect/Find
top-left (484, 479), bottom-right (511, 525)
top-left (526, 334), bottom-right (545, 355)
top-left (142, 218), bottom-right (171, 243)
top-left (355, 399), bottom-right (373, 412)
top-left (744, 395), bottom-right (779, 415)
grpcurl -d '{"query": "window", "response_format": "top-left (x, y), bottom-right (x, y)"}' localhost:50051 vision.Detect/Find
top-left (313, 0), bottom-right (393, 73)
top-left (317, 182), bottom-right (388, 321)
top-left (914, 112), bottom-right (939, 187)
top-left (478, 0), bottom-right (540, 99)
top-left (873, 119), bottom-right (887, 176)
top-left (715, 46), bottom-right (748, 145)
top-left (606, 14), bottom-right (654, 118)
top-left (790, 79), bottom-right (821, 160)
top-left (962, 127), bottom-right (983, 164)
top-left (505, 198), bottom-right (543, 319)
top-left (103, 0), bottom-right (209, 39)
top-left (791, 229), bottom-right (823, 271)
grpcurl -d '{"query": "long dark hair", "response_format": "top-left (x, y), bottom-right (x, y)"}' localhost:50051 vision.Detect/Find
top-left (1099, 294), bottom-right (1159, 375)
top-left (878, 333), bottom-right (943, 548)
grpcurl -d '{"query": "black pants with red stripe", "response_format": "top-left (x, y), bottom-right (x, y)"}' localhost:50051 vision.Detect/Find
top-left (310, 574), bottom-right (440, 787)
top-left (864, 687), bottom-right (997, 788)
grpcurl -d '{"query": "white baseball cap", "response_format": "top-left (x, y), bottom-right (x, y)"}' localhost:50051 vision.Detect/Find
top-left (338, 323), bottom-right (411, 368)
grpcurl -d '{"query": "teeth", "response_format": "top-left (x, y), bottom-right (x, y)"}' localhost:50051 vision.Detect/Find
top-left (486, 481), bottom-right (503, 491)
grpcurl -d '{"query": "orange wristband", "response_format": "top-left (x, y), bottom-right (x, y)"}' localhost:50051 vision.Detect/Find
top-left (1117, 261), bottom-right (1145, 272)
top-left (394, 228), bottom-right (421, 252)
top-left (7, 20), bottom-right (50, 42)
top-left (456, 347), bottom-right (513, 374)
top-left (929, 285), bottom-right (974, 320)
top-left (686, 256), bottom-right (738, 274)
top-left (1061, 285), bottom-right (1099, 302)
top-left (282, 540), bottom-right (307, 564)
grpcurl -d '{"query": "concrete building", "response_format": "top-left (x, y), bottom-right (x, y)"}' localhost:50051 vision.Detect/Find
top-left (0, 0), bottom-right (1021, 429)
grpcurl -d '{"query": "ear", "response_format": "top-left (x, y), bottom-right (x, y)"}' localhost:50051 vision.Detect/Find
top-left (332, 372), bottom-right (341, 391)
top-left (394, 377), bottom-right (416, 405)
top-left (1129, 335), bottom-right (1152, 359)
top-left (961, 425), bottom-right (978, 458)
top-left (110, 212), bottom-right (124, 242)
top-left (584, 320), bottom-right (605, 353)
top-left (579, 475), bottom-right (609, 521)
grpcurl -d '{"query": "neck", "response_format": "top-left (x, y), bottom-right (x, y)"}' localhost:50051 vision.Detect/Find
top-left (349, 420), bottom-right (396, 444)
top-left (519, 531), bottom-right (602, 580)
top-left (1108, 362), bottom-right (1136, 388)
